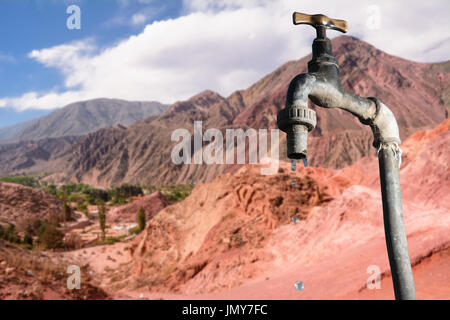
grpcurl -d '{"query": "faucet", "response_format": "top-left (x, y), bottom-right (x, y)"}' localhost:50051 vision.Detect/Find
top-left (277, 12), bottom-right (416, 300)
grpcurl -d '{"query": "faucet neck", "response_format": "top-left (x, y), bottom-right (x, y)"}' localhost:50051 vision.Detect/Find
top-left (308, 36), bottom-right (339, 73)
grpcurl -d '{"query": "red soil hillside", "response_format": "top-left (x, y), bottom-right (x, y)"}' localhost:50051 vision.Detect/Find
top-left (0, 240), bottom-right (108, 300)
top-left (105, 119), bottom-right (449, 299)
top-left (107, 192), bottom-right (172, 223)
top-left (0, 36), bottom-right (447, 187)
top-left (0, 182), bottom-right (63, 225)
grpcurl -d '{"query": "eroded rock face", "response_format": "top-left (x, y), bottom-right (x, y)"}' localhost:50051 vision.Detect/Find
top-left (107, 192), bottom-right (172, 223)
top-left (0, 182), bottom-right (63, 225)
top-left (0, 37), bottom-right (447, 187)
top-left (108, 119), bottom-right (450, 299)
top-left (113, 161), bottom-right (353, 293)
top-left (64, 37), bottom-right (447, 186)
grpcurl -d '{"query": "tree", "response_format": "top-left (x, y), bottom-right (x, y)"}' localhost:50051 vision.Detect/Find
top-left (137, 207), bottom-right (146, 232)
top-left (37, 223), bottom-right (64, 249)
top-left (77, 201), bottom-right (90, 219)
top-left (97, 201), bottom-right (107, 241)
top-left (63, 201), bottom-right (72, 222)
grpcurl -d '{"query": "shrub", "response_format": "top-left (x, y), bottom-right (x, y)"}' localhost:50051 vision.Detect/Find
top-left (77, 201), bottom-right (90, 219)
top-left (128, 226), bottom-right (140, 235)
top-left (63, 201), bottom-right (73, 222)
top-left (148, 184), bottom-right (194, 202)
top-left (0, 224), bottom-right (21, 243)
top-left (97, 235), bottom-right (125, 245)
top-left (68, 193), bottom-right (85, 203)
top-left (42, 184), bottom-right (57, 196)
top-left (137, 207), bottom-right (146, 232)
top-left (37, 223), bottom-right (64, 249)
top-left (23, 231), bottom-right (33, 246)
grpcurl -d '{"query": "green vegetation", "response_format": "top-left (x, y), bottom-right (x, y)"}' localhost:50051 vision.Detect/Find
top-left (96, 235), bottom-right (126, 245)
top-left (0, 175), bottom-right (194, 205)
top-left (23, 231), bottom-right (33, 246)
top-left (37, 223), bottom-right (64, 249)
top-left (109, 184), bottom-right (143, 205)
top-left (77, 201), bottom-right (90, 219)
top-left (63, 201), bottom-right (73, 222)
top-left (0, 175), bottom-right (194, 208)
top-left (0, 224), bottom-right (21, 244)
top-left (98, 201), bottom-right (107, 241)
top-left (148, 184), bottom-right (194, 202)
top-left (0, 176), bottom-right (40, 188)
top-left (1, 219), bottom-right (65, 250)
top-left (129, 206), bottom-right (146, 235)
top-left (42, 184), bottom-right (57, 196)
top-left (138, 207), bottom-right (146, 232)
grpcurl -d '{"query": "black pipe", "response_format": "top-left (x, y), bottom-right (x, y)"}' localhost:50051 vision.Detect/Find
top-left (378, 147), bottom-right (416, 299)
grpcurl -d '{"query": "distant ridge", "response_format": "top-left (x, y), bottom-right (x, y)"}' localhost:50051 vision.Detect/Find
top-left (0, 118), bottom-right (38, 141)
top-left (0, 36), bottom-right (447, 186)
top-left (5, 98), bottom-right (169, 142)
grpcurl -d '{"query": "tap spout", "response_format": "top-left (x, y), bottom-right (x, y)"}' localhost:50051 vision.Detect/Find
top-left (277, 30), bottom-right (416, 299)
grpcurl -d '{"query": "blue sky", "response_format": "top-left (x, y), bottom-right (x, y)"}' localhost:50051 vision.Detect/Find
top-left (0, 0), bottom-right (182, 127)
top-left (0, 0), bottom-right (449, 129)
top-left (0, 0), bottom-right (182, 96)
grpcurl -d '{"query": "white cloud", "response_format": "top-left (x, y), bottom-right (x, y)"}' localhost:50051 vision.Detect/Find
top-left (131, 13), bottom-right (147, 25)
top-left (1, 0), bottom-right (449, 111)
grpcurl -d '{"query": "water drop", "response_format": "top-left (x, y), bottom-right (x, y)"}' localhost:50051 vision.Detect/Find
top-left (291, 181), bottom-right (297, 187)
top-left (291, 217), bottom-right (298, 223)
top-left (302, 158), bottom-right (308, 167)
top-left (291, 159), bottom-right (297, 171)
top-left (294, 281), bottom-right (304, 291)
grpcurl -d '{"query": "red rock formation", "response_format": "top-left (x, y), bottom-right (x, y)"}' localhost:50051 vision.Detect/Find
top-left (107, 192), bottom-right (172, 223)
top-left (113, 119), bottom-right (449, 299)
top-left (1, 36), bottom-right (447, 187)
top-left (0, 182), bottom-right (63, 225)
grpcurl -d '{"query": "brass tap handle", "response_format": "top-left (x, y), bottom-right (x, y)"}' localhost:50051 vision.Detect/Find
top-left (293, 12), bottom-right (348, 34)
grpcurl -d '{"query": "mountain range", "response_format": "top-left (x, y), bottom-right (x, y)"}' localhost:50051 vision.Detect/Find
top-left (0, 98), bottom-right (168, 142)
top-left (0, 36), bottom-right (448, 187)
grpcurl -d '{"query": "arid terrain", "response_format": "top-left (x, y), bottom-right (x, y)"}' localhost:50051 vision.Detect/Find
top-left (0, 36), bottom-right (448, 300)
top-left (2, 119), bottom-right (444, 300)
top-left (0, 36), bottom-right (448, 187)
top-left (92, 119), bottom-right (447, 300)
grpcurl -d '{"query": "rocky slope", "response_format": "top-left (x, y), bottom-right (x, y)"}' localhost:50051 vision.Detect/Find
top-left (0, 240), bottom-right (108, 300)
top-left (57, 36), bottom-right (450, 186)
top-left (0, 181), bottom-right (64, 225)
top-left (3, 98), bottom-right (168, 142)
top-left (104, 119), bottom-right (449, 299)
top-left (0, 36), bottom-right (447, 186)
top-left (107, 192), bottom-right (172, 223)
top-left (0, 118), bottom-right (38, 141)
top-left (0, 136), bottom-right (78, 176)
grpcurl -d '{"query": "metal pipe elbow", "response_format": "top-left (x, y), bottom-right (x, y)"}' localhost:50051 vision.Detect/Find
top-left (366, 97), bottom-right (401, 149)
top-left (284, 72), bottom-right (401, 150)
